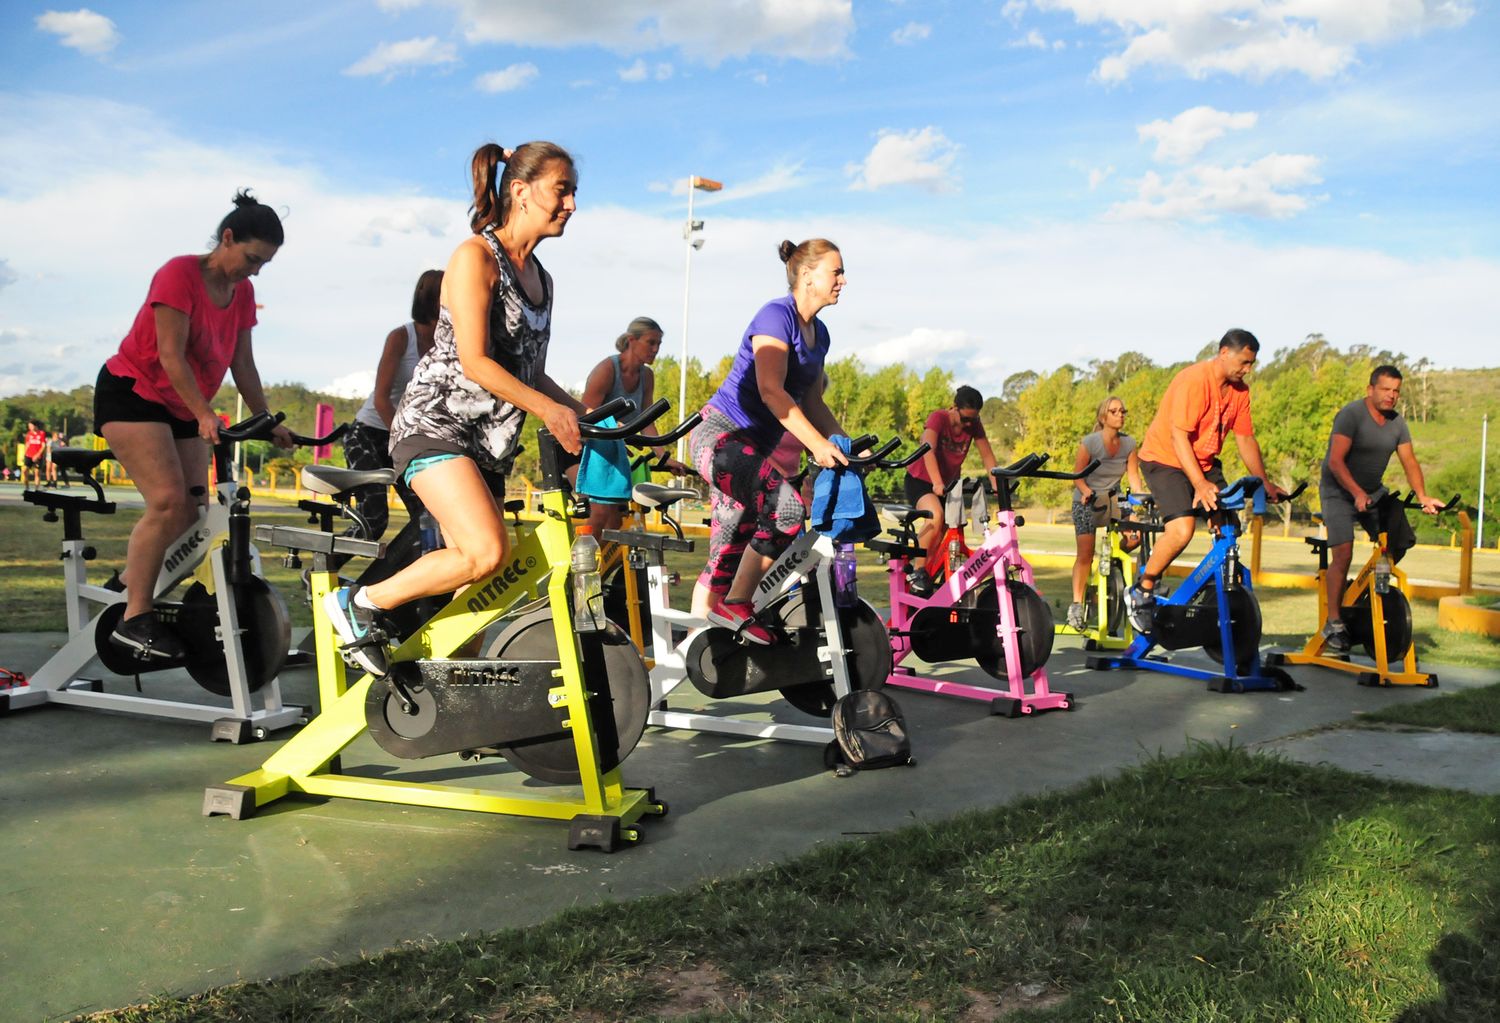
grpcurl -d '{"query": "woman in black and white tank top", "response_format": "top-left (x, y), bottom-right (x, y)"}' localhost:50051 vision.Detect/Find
top-left (322, 141), bottom-right (588, 670)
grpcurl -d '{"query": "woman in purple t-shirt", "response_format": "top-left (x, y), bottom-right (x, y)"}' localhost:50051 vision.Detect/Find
top-left (687, 238), bottom-right (852, 644)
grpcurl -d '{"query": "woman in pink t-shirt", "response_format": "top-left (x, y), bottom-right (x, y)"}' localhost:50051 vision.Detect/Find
top-left (92, 191), bottom-right (293, 662)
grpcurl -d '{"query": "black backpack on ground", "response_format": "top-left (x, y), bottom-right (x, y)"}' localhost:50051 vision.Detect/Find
top-left (823, 689), bottom-right (915, 776)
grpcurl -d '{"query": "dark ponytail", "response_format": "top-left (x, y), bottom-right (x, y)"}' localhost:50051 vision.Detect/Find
top-left (467, 140), bottom-right (575, 234)
top-left (215, 189), bottom-right (284, 247)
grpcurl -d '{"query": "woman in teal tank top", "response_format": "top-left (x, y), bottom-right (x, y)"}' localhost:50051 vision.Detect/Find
top-left (577, 316), bottom-right (689, 531)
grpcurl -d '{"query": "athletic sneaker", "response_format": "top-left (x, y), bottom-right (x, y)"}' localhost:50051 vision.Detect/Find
top-left (1125, 585), bottom-right (1157, 634)
top-left (109, 610), bottom-right (186, 662)
top-left (707, 599), bottom-right (774, 646)
top-left (906, 566), bottom-right (935, 597)
top-left (1066, 602), bottom-right (1087, 631)
top-left (323, 586), bottom-right (389, 676)
top-left (1320, 620), bottom-right (1352, 655)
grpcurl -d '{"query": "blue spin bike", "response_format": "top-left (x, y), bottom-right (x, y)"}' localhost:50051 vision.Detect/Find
top-left (1085, 476), bottom-right (1305, 693)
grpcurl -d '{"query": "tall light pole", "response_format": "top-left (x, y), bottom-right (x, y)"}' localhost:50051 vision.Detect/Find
top-left (1479, 413), bottom-right (1489, 549)
top-left (676, 174), bottom-right (722, 463)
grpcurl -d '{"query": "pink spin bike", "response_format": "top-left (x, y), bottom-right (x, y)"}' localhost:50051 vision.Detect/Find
top-left (873, 452), bottom-right (1096, 717)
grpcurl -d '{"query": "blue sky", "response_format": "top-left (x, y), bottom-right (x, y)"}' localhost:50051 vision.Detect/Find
top-left (3, 1), bottom-right (1498, 406)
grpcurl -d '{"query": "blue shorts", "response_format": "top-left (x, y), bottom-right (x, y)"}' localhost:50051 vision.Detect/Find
top-left (402, 452), bottom-right (461, 488)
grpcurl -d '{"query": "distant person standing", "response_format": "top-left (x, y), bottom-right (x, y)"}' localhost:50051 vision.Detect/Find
top-left (93, 190), bottom-right (294, 661)
top-left (1315, 365), bottom-right (1444, 652)
top-left (44, 430), bottom-right (66, 487)
top-left (22, 420), bottom-right (47, 488)
top-left (342, 268), bottom-right (444, 539)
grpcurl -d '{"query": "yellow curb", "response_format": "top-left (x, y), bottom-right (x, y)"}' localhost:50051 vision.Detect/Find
top-left (1438, 595), bottom-right (1500, 636)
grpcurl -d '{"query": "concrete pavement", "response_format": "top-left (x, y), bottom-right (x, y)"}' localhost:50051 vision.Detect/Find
top-left (0, 627), bottom-right (1493, 1021)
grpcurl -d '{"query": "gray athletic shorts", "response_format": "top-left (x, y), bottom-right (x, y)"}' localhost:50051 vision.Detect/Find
top-left (1318, 487), bottom-right (1367, 546)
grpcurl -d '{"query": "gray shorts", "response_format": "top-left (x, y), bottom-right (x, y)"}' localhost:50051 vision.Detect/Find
top-left (1318, 487), bottom-right (1369, 546)
top-left (1071, 499), bottom-right (1101, 536)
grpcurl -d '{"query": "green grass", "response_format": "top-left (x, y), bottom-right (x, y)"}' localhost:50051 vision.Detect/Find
top-left (0, 499), bottom-right (398, 632)
top-left (1357, 685), bottom-right (1500, 735)
top-left (78, 744), bottom-right (1500, 1023)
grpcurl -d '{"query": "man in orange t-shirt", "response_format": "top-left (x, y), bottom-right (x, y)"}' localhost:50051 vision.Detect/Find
top-left (1126, 329), bottom-right (1285, 633)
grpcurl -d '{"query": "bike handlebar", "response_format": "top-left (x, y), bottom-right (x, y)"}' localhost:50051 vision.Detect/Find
top-left (1367, 487), bottom-right (1461, 512)
top-left (578, 398), bottom-right (670, 440)
top-left (990, 452), bottom-right (1098, 482)
top-left (842, 436), bottom-right (899, 467)
top-left (622, 410), bottom-right (701, 450)
top-left (872, 442), bottom-right (931, 471)
top-left (218, 411), bottom-right (347, 448)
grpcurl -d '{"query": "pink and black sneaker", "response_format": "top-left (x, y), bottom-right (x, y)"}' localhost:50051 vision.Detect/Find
top-left (707, 599), bottom-right (774, 646)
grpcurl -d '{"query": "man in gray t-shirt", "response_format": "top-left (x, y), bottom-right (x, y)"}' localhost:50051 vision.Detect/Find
top-left (1316, 365), bottom-right (1443, 650)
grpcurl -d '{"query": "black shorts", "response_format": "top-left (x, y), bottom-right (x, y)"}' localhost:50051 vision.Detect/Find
top-left (1140, 459), bottom-right (1227, 522)
top-left (903, 473), bottom-right (937, 508)
top-left (93, 366), bottom-right (197, 440)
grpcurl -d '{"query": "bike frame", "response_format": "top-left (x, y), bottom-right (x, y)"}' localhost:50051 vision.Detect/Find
top-left (1055, 491), bottom-right (1146, 651)
top-left (4, 430), bottom-right (304, 738)
top-left (206, 406), bottom-right (666, 846)
top-left (1085, 479), bottom-right (1295, 693)
top-left (1271, 492), bottom-right (1456, 687)
top-left (883, 476), bottom-right (1071, 714)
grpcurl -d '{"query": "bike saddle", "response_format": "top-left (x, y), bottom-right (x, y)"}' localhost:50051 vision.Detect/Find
top-left (631, 482), bottom-right (698, 509)
top-left (301, 464), bottom-right (398, 497)
top-left (881, 503), bottom-right (931, 526)
top-left (50, 447), bottom-right (113, 472)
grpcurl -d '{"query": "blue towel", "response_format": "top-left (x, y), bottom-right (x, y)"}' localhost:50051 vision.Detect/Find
top-left (576, 418), bottom-right (632, 504)
top-left (811, 435), bottom-right (880, 542)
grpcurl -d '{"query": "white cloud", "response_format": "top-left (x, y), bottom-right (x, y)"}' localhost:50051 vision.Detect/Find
top-left (354, 201), bottom-right (456, 247)
top-left (376, 0), bottom-right (424, 10)
top-left (690, 162), bottom-right (809, 205)
top-left (846, 127), bottom-right (961, 193)
top-left (1001, 0), bottom-right (1028, 24)
top-left (1037, 0), bottom-right (1475, 82)
top-left (1009, 29), bottom-right (1053, 49)
top-left (0, 259), bottom-right (17, 293)
top-left (344, 36), bottom-right (458, 78)
top-left (1110, 154), bottom-right (1324, 221)
top-left (617, 59), bottom-right (675, 83)
top-left (1088, 165), bottom-right (1114, 190)
top-left (2, 93), bottom-right (1497, 409)
top-left (474, 62), bottom-right (539, 92)
top-left (861, 328), bottom-right (972, 368)
top-left (442, 0), bottom-right (853, 63)
top-left (35, 8), bottom-right (120, 56)
top-left (891, 22), bottom-right (931, 45)
top-left (1139, 106), bottom-right (1258, 163)
top-left (324, 370), bottom-right (378, 400)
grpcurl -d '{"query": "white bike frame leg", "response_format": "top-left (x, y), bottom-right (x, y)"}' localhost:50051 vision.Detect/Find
top-left (643, 551), bottom-right (836, 747)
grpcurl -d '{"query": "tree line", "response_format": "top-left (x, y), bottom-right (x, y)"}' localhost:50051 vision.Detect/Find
top-left (3, 338), bottom-right (1492, 541)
